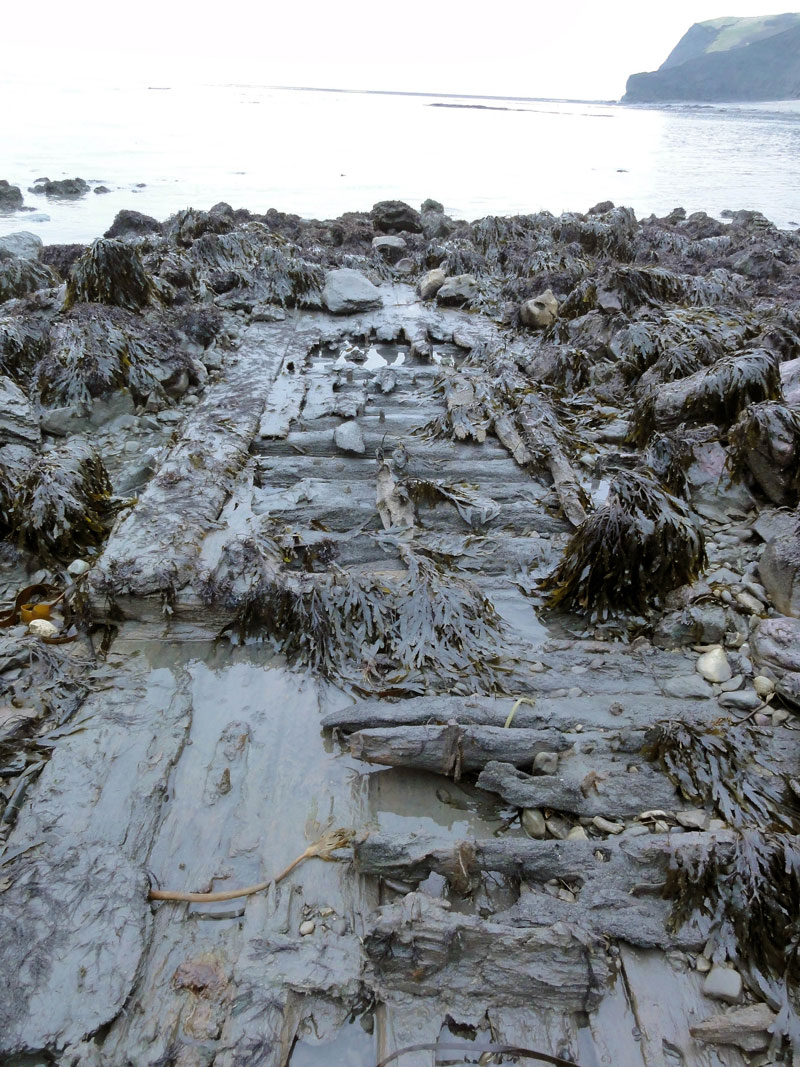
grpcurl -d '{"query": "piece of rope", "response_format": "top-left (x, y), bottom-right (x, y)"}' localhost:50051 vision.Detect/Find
top-left (375, 1041), bottom-right (581, 1067)
top-left (149, 828), bottom-right (354, 903)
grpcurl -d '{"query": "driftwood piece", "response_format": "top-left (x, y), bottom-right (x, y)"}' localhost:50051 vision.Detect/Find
top-left (476, 758), bottom-right (680, 818)
top-left (348, 724), bottom-right (569, 777)
top-left (363, 891), bottom-right (610, 1008)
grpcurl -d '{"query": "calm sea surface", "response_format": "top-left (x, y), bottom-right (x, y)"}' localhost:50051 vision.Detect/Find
top-left (1, 82), bottom-right (799, 243)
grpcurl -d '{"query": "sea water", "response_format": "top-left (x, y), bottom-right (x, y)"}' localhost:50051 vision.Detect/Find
top-left (0, 80), bottom-right (798, 243)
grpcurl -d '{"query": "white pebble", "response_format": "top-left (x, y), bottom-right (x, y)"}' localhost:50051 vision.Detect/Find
top-left (299, 920), bottom-right (315, 936)
top-left (696, 647), bottom-right (732, 683)
top-left (28, 619), bottom-right (58, 638)
top-left (753, 675), bottom-right (775, 699)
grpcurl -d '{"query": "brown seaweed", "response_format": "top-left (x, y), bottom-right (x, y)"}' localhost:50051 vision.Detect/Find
top-left (64, 238), bottom-right (155, 311)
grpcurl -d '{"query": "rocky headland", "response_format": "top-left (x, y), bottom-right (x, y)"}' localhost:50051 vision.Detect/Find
top-left (624, 12), bottom-right (800, 103)
top-left (1, 195), bottom-right (800, 1065)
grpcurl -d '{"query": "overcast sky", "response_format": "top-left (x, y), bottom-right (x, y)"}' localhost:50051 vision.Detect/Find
top-left (6, 1), bottom-right (798, 99)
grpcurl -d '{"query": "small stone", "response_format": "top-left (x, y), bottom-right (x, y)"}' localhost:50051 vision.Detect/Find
top-left (696, 955), bottom-right (712, 973)
top-left (545, 814), bottom-right (572, 840)
top-left (772, 708), bottom-right (791, 727)
top-left (735, 591), bottom-right (764, 616)
top-left (520, 289), bottom-right (559, 329)
top-left (521, 808), bottom-right (546, 839)
top-left (704, 965), bottom-right (743, 1004)
top-left (719, 690), bottom-right (761, 711)
top-left (592, 816), bottom-right (624, 835)
top-left (696, 647), bottom-right (733, 683)
top-left (417, 268), bottom-right (446, 301)
top-left (372, 235), bottom-right (407, 262)
top-left (566, 826), bottom-right (588, 841)
top-left (67, 559), bottom-right (91, 577)
top-left (718, 674), bottom-right (743, 692)
top-left (533, 751), bottom-right (558, 775)
top-left (620, 824), bottom-right (650, 838)
top-left (754, 712), bottom-right (771, 727)
top-left (299, 920), bottom-right (315, 936)
top-left (573, 723), bottom-right (583, 733)
top-left (333, 420), bottom-right (366, 455)
top-left (530, 661), bottom-right (546, 673)
top-left (753, 675), bottom-right (775, 699)
top-left (557, 888), bottom-right (576, 903)
top-left (609, 702), bottom-right (624, 716)
top-left (675, 809), bottom-right (710, 831)
top-left (28, 619), bottom-right (58, 638)
top-left (639, 810), bottom-right (671, 820)
top-left (652, 820), bottom-right (671, 833)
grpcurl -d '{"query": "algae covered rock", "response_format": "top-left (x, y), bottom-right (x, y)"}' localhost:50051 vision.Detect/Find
top-left (728, 401), bottom-right (800, 505)
top-left (104, 210), bottom-right (163, 240)
top-left (759, 519), bottom-right (800, 618)
top-left (0, 375), bottom-right (40, 448)
top-left (520, 289), bottom-right (559, 328)
top-left (65, 239), bottom-right (155, 311)
top-left (372, 200), bottom-right (422, 234)
top-left (0, 180), bottom-right (24, 212)
top-left (0, 255), bottom-right (58, 305)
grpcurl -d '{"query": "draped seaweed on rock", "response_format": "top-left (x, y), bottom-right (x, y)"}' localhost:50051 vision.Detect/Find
top-left (643, 720), bottom-right (800, 832)
top-left (540, 469), bottom-right (705, 618)
top-left (727, 400), bottom-right (800, 504)
top-left (629, 348), bottom-right (783, 446)
top-left (0, 256), bottom-right (57, 304)
top-left (35, 308), bottom-right (165, 406)
top-left (258, 245), bottom-right (325, 307)
top-left (664, 832), bottom-right (800, 1054)
top-left (64, 239), bottom-right (154, 311)
top-left (0, 315), bottom-right (51, 386)
top-left (201, 537), bottom-right (508, 693)
top-left (10, 437), bottom-right (114, 558)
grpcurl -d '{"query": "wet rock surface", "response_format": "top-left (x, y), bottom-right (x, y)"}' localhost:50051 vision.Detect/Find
top-left (1, 196), bottom-right (799, 1065)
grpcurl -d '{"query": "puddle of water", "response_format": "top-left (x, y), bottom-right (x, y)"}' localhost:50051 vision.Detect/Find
top-left (369, 767), bottom-right (518, 841)
top-left (289, 1018), bottom-right (375, 1067)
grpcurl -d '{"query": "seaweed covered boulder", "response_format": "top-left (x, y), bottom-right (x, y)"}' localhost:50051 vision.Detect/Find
top-left (104, 210), bottom-right (163, 240)
top-left (541, 469), bottom-right (705, 619)
top-left (372, 200), bottom-right (422, 234)
top-left (0, 180), bottom-right (24, 212)
top-left (631, 349), bottom-right (782, 444)
top-left (0, 232), bottom-right (42, 261)
top-left (0, 375), bottom-right (40, 448)
top-left (64, 239), bottom-right (155, 311)
top-left (759, 518), bottom-right (800, 618)
top-left (4, 436), bottom-right (113, 558)
top-left (31, 176), bottom-right (89, 197)
top-left (728, 401), bottom-right (800, 504)
top-left (0, 254), bottom-right (57, 304)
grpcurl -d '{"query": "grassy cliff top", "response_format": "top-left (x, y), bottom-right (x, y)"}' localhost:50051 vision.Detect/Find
top-left (660, 12), bottom-right (800, 69)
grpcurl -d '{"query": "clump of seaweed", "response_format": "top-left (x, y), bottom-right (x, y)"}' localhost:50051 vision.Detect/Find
top-left (0, 315), bottom-right (51, 386)
top-left (407, 478), bottom-right (500, 529)
top-left (258, 245), bottom-right (324, 307)
top-left (64, 239), bottom-right (154, 311)
top-left (164, 207), bottom-right (234, 247)
top-left (727, 400), bottom-right (800, 505)
top-left (10, 437), bottom-right (114, 558)
top-left (540, 469), bottom-right (705, 618)
top-left (36, 308), bottom-right (164, 406)
top-left (202, 538), bottom-right (508, 692)
top-left (643, 720), bottom-right (800, 832)
top-left (665, 832), bottom-right (800, 1053)
top-left (630, 348), bottom-right (782, 446)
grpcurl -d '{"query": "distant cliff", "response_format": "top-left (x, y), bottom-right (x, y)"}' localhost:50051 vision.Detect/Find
top-left (624, 13), bottom-right (800, 102)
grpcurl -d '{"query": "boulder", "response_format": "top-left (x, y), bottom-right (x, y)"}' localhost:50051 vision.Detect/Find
top-left (759, 521), bottom-right (800, 617)
top-left (704, 965), bottom-right (743, 1005)
top-left (104, 210), bottom-right (163, 240)
top-left (0, 232), bottom-right (42, 260)
top-left (421, 198), bottom-right (444, 213)
top-left (421, 211), bottom-right (454, 239)
top-left (372, 235), bottom-right (407, 263)
top-left (372, 200), bottom-right (422, 234)
top-left (751, 614), bottom-right (800, 707)
top-left (417, 268), bottom-right (446, 301)
top-left (0, 180), bottom-right (23, 212)
top-left (0, 375), bottom-right (41, 448)
top-left (436, 274), bottom-right (478, 307)
top-left (31, 177), bottom-right (89, 198)
top-left (782, 356), bottom-right (800, 408)
top-left (690, 1003), bottom-right (776, 1054)
top-left (321, 268), bottom-right (382, 315)
top-left (520, 289), bottom-right (559, 329)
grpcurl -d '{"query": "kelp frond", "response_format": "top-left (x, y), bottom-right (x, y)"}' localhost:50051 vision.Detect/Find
top-left (541, 469), bottom-right (705, 618)
top-left (64, 239), bottom-right (155, 311)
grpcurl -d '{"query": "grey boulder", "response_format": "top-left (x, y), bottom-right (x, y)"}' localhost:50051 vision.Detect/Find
top-left (321, 269), bottom-right (383, 315)
top-left (372, 200), bottom-right (422, 234)
top-left (0, 232), bottom-right (43, 261)
top-left (759, 520), bottom-right (800, 617)
top-left (520, 289), bottom-right (559, 328)
top-left (372, 235), bottom-right (407, 263)
top-left (436, 274), bottom-right (478, 307)
top-left (418, 268), bottom-right (446, 301)
top-left (0, 375), bottom-right (41, 447)
top-left (750, 614), bottom-right (800, 707)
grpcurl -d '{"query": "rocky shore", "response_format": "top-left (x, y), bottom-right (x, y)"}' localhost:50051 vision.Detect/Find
top-left (1, 195), bottom-right (799, 1066)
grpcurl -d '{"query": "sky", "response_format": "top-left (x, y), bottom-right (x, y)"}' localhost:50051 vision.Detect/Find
top-left (5, 1), bottom-right (799, 100)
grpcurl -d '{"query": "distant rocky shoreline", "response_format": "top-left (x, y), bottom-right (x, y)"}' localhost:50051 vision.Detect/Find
top-left (1, 193), bottom-right (800, 1063)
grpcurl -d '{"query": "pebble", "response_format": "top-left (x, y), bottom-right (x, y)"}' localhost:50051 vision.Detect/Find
top-left (753, 675), bottom-right (775, 699)
top-left (652, 820), bottom-right (671, 834)
top-left (696, 955), bottom-right (712, 973)
top-left (718, 690), bottom-right (761, 711)
top-left (522, 808), bottom-right (546, 839)
top-left (772, 709), bottom-right (791, 727)
top-left (566, 825), bottom-right (588, 841)
top-left (704, 964), bottom-right (743, 1004)
top-left (620, 824), bottom-right (650, 838)
top-left (299, 920), bottom-right (315, 936)
top-left (533, 751), bottom-right (559, 775)
top-left (545, 814), bottom-right (572, 840)
top-left (735, 591), bottom-right (763, 615)
top-left (718, 674), bottom-right (743, 692)
top-left (696, 647), bottom-right (733, 683)
top-left (530, 661), bottom-right (546, 673)
top-left (67, 559), bottom-right (90, 577)
top-left (754, 712), bottom-right (771, 727)
top-left (557, 888), bottom-right (576, 903)
top-left (592, 816), bottom-right (624, 835)
top-left (28, 619), bottom-right (58, 638)
top-left (675, 809), bottom-right (709, 831)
